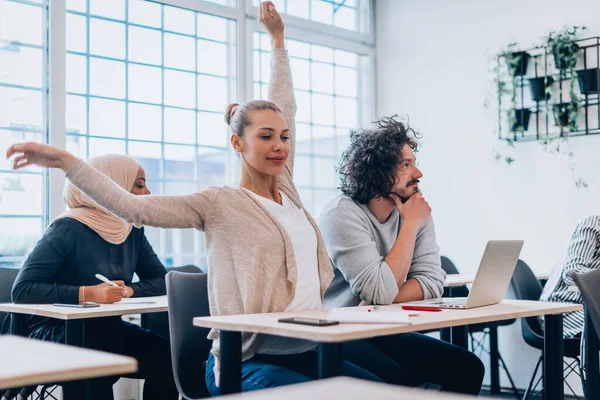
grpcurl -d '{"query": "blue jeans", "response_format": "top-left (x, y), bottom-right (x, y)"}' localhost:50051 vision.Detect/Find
top-left (205, 350), bottom-right (381, 396)
top-left (342, 333), bottom-right (485, 395)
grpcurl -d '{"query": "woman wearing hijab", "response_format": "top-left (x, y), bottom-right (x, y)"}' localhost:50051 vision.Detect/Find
top-left (11, 154), bottom-right (178, 400)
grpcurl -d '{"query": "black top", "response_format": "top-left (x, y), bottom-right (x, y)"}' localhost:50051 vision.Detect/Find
top-left (11, 218), bottom-right (167, 336)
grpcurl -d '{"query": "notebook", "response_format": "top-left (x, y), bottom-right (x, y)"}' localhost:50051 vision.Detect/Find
top-left (327, 307), bottom-right (412, 324)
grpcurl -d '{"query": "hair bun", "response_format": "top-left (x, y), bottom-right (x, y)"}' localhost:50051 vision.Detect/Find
top-left (224, 103), bottom-right (240, 126)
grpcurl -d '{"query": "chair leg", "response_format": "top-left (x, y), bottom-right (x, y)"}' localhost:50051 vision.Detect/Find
top-left (523, 356), bottom-right (543, 400)
top-left (498, 351), bottom-right (520, 398)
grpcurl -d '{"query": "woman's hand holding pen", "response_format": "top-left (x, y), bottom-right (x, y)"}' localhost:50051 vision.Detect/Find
top-left (85, 281), bottom-right (126, 304)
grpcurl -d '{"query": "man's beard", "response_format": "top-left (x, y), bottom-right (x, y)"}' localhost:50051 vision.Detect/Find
top-left (391, 185), bottom-right (420, 204)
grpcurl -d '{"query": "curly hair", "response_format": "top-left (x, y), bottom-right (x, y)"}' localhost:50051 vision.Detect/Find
top-left (338, 115), bottom-right (421, 204)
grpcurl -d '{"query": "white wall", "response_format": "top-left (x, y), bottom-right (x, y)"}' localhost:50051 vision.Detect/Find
top-left (376, 0), bottom-right (600, 394)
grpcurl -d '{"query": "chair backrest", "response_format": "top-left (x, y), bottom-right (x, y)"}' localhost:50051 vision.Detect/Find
top-left (569, 269), bottom-right (600, 343)
top-left (141, 265), bottom-right (202, 339)
top-left (440, 256), bottom-right (469, 298)
top-left (0, 267), bottom-right (19, 334)
top-left (166, 271), bottom-right (212, 400)
top-left (510, 259), bottom-right (544, 338)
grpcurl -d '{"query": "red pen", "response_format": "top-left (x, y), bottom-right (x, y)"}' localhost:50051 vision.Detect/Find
top-left (402, 305), bottom-right (443, 312)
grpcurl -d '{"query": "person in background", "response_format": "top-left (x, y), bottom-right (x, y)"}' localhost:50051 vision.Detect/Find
top-left (319, 116), bottom-right (485, 395)
top-left (11, 154), bottom-right (178, 400)
top-left (6, 2), bottom-right (381, 396)
top-left (540, 215), bottom-right (600, 338)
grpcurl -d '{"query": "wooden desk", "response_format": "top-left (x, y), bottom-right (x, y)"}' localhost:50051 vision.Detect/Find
top-left (194, 300), bottom-right (582, 400)
top-left (220, 377), bottom-right (475, 400)
top-left (0, 336), bottom-right (137, 390)
top-left (0, 296), bottom-right (166, 398)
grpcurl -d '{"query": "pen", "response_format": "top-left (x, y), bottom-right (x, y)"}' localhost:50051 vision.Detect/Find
top-left (367, 306), bottom-right (380, 312)
top-left (95, 274), bottom-right (119, 287)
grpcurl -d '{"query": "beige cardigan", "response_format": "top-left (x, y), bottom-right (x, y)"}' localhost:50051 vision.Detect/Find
top-left (65, 49), bottom-right (334, 384)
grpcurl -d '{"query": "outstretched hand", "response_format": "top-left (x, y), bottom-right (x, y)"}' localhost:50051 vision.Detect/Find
top-left (6, 142), bottom-right (78, 173)
top-left (259, 1), bottom-right (284, 48)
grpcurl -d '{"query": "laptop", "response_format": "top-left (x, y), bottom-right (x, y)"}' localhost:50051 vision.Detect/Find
top-left (407, 240), bottom-right (524, 309)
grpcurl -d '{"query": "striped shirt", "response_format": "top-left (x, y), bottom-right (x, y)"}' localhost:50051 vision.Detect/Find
top-left (540, 216), bottom-right (600, 338)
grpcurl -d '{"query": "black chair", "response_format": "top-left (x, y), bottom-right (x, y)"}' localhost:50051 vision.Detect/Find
top-left (0, 266), bottom-right (19, 334)
top-left (440, 256), bottom-right (519, 398)
top-left (166, 271), bottom-right (212, 399)
top-left (510, 259), bottom-right (583, 400)
top-left (141, 264), bottom-right (203, 339)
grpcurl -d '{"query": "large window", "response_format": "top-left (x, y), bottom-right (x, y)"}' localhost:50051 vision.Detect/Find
top-left (0, 0), bottom-right (48, 265)
top-left (254, 32), bottom-right (366, 216)
top-left (0, 0), bottom-right (374, 268)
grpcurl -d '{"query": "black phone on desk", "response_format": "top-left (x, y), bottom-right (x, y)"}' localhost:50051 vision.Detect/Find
top-left (53, 302), bottom-right (100, 308)
top-left (278, 317), bottom-right (339, 327)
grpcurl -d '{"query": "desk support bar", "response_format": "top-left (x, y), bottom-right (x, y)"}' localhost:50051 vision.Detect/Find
top-left (585, 308), bottom-right (600, 400)
top-left (10, 313), bottom-right (27, 336)
top-left (220, 330), bottom-right (242, 395)
top-left (543, 314), bottom-right (564, 400)
top-left (318, 343), bottom-right (343, 378)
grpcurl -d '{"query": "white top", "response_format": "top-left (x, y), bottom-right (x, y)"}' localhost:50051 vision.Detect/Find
top-left (246, 189), bottom-right (321, 354)
top-left (0, 336), bottom-right (137, 389)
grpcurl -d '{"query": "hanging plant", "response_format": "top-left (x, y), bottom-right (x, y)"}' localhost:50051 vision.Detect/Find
top-left (547, 25), bottom-right (586, 133)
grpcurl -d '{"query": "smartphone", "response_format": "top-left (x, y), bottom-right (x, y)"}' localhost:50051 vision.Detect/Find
top-left (53, 302), bottom-right (100, 308)
top-left (278, 317), bottom-right (339, 327)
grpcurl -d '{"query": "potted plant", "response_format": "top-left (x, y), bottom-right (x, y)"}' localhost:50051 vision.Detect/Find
top-left (546, 26), bottom-right (586, 132)
top-left (507, 51), bottom-right (531, 76)
top-left (528, 76), bottom-right (554, 101)
top-left (577, 68), bottom-right (599, 94)
top-left (510, 108), bottom-right (532, 132)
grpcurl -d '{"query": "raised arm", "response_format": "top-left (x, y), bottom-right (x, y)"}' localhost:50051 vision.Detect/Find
top-left (7, 142), bottom-right (218, 230)
top-left (260, 2), bottom-right (297, 176)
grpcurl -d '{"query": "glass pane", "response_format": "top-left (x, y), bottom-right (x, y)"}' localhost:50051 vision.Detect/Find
top-left (313, 189), bottom-right (338, 218)
top-left (89, 137), bottom-right (126, 157)
top-left (128, 64), bottom-right (161, 103)
top-left (311, 45), bottom-right (334, 63)
top-left (294, 155), bottom-right (312, 187)
top-left (310, 0), bottom-right (333, 25)
top-left (90, 18), bottom-right (126, 59)
top-left (0, 87), bottom-right (43, 129)
top-left (313, 157), bottom-right (336, 188)
top-left (335, 50), bottom-right (358, 67)
top-left (128, 141), bottom-right (161, 178)
top-left (0, 46), bottom-right (42, 88)
top-left (0, 218), bottom-right (42, 258)
top-left (67, 134), bottom-right (87, 159)
top-left (197, 40), bottom-right (227, 76)
top-left (290, 58), bottom-right (310, 91)
top-left (197, 112), bottom-right (227, 147)
top-left (128, 103), bottom-right (162, 142)
top-left (66, 95), bottom-right (87, 135)
top-left (66, 53), bottom-right (87, 94)
top-left (335, 67), bottom-right (357, 97)
top-left (165, 108), bottom-right (195, 144)
top-left (312, 125), bottom-right (335, 156)
top-left (0, 173), bottom-right (42, 215)
top-left (66, 13), bottom-right (87, 53)
top-left (197, 148), bottom-right (227, 186)
top-left (90, 0), bottom-right (125, 20)
top-left (129, 26), bottom-right (162, 65)
top-left (334, 6), bottom-right (357, 31)
top-left (89, 98), bottom-right (126, 138)
top-left (312, 94), bottom-right (334, 126)
top-left (66, 0), bottom-right (86, 12)
top-left (196, 14), bottom-right (228, 42)
top-left (164, 70), bottom-right (195, 108)
top-left (295, 90), bottom-right (311, 124)
top-left (287, 0), bottom-right (309, 19)
top-left (335, 97), bottom-right (357, 128)
top-left (0, 2), bottom-right (43, 46)
top-left (164, 33), bottom-right (195, 71)
top-left (164, 145), bottom-right (195, 180)
top-left (311, 63), bottom-right (334, 94)
top-left (295, 123), bottom-right (311, 154)
top-left (164, 6), bottom-right (195, 35)
top-left (89, 58), bottom-right (125, 98)
top-left (197, 75), bottom-right (227, 112)
top-left (288, 40), bottom-right (310, 59)
top-left (128, 0), bottom-right (161, 28)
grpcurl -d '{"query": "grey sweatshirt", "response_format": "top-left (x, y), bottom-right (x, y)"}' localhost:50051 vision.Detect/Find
top-left (320, 195), bottom-right (445, 307)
